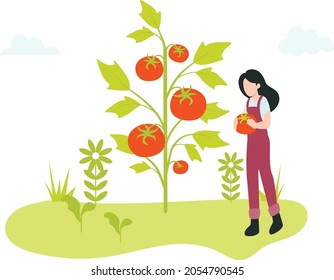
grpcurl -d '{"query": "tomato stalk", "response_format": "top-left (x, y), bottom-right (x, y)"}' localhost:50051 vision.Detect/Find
top-left (157, 27), bottom-right (169, 213)
top-left (129, 88), bottom-right (163, 125)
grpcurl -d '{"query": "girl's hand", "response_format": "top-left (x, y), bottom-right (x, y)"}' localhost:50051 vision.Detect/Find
top-left (247, 119), bottom-right (257, 128)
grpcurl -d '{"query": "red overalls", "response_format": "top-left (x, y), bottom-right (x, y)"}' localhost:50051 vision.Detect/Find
top-left (246, 96), bottom-right (280, 219)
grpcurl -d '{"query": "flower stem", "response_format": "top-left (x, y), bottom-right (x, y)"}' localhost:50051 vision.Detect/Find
top-left (94, 165), bottom-right (97, 206)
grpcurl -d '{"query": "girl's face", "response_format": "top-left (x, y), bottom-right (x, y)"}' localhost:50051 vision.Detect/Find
top-left (243, 78), bottom-right (260, 97)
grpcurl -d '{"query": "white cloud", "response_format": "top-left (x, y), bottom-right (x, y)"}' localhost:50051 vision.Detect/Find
top-left (279, 27), bottom-right (334, 56)
top-left (1, 35), bottom-right (60, 55)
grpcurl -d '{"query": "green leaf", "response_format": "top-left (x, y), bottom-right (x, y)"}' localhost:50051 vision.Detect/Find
top-left (200, 102), bottom-right (229, 123)
top-left (196, 68), bottom-right (227, 89)
top-left (120, 218), bottom-right (133, 230)
top-left (84, 180), bottom-right (96, 191)
top-left (63, 195), bottom-right (81, 222)
top-left (221, 183), bottom-right (231, 192)
top-left (130, 162), bottom-right (151, 173)
top-left (61, 169), bottom-right (70, 197)
top-left (139, 0), bottom-right (161, 29)
top-left (184, 144), bottom-right (202, 162)
top-left (222, 192), bottom-right (231, 200)
top-left (84, 169), bottom-right (96, 180)
top-left (97, 60), bottom-right (130, 91)
top-left (193, 42), bottom-right (231, 65)
top-left (110, 134), bottom-right (134, 154)
top-left (95, 191), bottom-right (108, 202)
top-left (96, 169), bottom-right (108, 180)
top-left (104, 212), bottom-right (120, 234)
top-left (81, 202), bottom-right (95, 216)
top-left (230, 175), bottom-right (240, 184)
top-left (192, 130), bottom-right (229, 150)
top-left (231, 184), bottom-right (240, 192)
top-left (106, 96), bottom-right (140, 118)
top-left (127, 27), bottom-right (155, 43)
top-left (231, 192), bottom-right (240, 200)
top-left (222, 175), bottom-right (232, 184)
top-left (84, 191), bottom-right (96, 202)
top-left (96, 180), bottom-right (108, 191)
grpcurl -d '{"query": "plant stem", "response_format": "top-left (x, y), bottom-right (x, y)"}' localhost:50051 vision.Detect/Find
top-left (167, 62), bottom-right (195, 97)
top-left (94, 165), bottom-right (97, 206)
top-left (168, 134), bottom-right (193, 164)
top-left (157, 27), bottom-right (169, 213)
top-left (229, 173), bottom-right (232, 204)
top-left (146, 157), bottom-right (164, 186)
top-left (129, 89), bottom-right (163, 125)
top-left (167, 120), bottom-right (182, 142)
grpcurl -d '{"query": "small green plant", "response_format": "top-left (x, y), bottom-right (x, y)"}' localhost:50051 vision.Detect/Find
top-left (45, 164), bottom-right (75, 202)
top-left (79, 139), bottom-right (112, 206)
top-left (104, 212), bottom-right (133, 243)
top-left (62, 195), bottom-right (95, 232)
top-left (259, 166), bottom-right (284, 201)
top-left (218, 152), bottom-right (244, 203)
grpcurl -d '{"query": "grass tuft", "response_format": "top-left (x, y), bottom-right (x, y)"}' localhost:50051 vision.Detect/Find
top-left (45, 164), bottom-right (75, 202)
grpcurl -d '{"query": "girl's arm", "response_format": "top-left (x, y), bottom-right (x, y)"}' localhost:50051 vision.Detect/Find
top-left (247, 112), bottom-right (271, 129)
top-left (234, 117), bottom-right (238, 130)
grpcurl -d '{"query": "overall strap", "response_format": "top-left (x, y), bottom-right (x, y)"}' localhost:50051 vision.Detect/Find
top-left (246, 98), bottom-right (250, 110)
top-left (257, 95), bottom-right (263, 107)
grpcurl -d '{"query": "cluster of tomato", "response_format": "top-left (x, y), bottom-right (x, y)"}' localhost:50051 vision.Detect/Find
top-left (128, 45), bottom-right (206, 174)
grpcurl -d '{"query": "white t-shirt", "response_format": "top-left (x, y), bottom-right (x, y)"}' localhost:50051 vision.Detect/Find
top-left (243, 96), bottom-right (270, 120)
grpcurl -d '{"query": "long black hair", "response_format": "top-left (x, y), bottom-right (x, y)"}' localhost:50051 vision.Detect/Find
top-left (238, 69), bottom-right (279, 112)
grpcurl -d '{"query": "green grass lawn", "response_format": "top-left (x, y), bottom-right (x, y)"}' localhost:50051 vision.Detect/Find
top-left (5, 199), bottom-right (307, 259)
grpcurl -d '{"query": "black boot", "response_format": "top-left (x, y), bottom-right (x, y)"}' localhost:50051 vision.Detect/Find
top-left (245, 219), bottom-right (259, 236)
top-left (269, 213), bottom-right (283, 234)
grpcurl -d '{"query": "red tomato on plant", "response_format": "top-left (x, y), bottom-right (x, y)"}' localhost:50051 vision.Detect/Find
top-left (135, 56), bottom-right (163, 81)
top-left (173, 160), bottom-right (188, 174)
top-left (170, 87), bottom-right (206, 120)
top-left (128, 124), bottom-right (165, 157)
top-left (236, 113), bottom-right (256, 134)
top-left (168, 44), bottom-right (189, 63)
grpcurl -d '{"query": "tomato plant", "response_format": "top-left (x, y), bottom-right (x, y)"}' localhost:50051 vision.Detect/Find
top-left (173, 160), bottom-right (188, 174)
top-left (128, 124), bottom-right (165, 157)
top-left (236, 113), bottom-right (256, 134)
top-left (135, 55), bottom-right (163, 81)
top-left (170, 87), bottom-right (207, 120)
top-left (168, 44), bottom-right (189, 63)
top-left (98, 0), bottom-right (231, 212)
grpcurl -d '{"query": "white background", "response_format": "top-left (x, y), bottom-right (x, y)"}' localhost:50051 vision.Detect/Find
top-left (0, 0), bottom-right (333, 279)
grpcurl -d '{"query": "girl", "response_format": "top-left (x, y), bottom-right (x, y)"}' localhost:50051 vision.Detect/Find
top-left (235, 69), bottom-right (283, 236)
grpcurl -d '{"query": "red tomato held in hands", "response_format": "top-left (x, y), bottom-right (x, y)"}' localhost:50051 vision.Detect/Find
top-left (168, 44), bottom-right (189, 63)
top-left (173, 160), bottom-right (189, 174)
top-left (236, 113), bottom-right (256, 134)
top-left (170, 87), bottom-right (207, 120)
top-left (135, 56), bottom-right (163, 81)
top-left (128, 124), bottom-right (165, 157)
